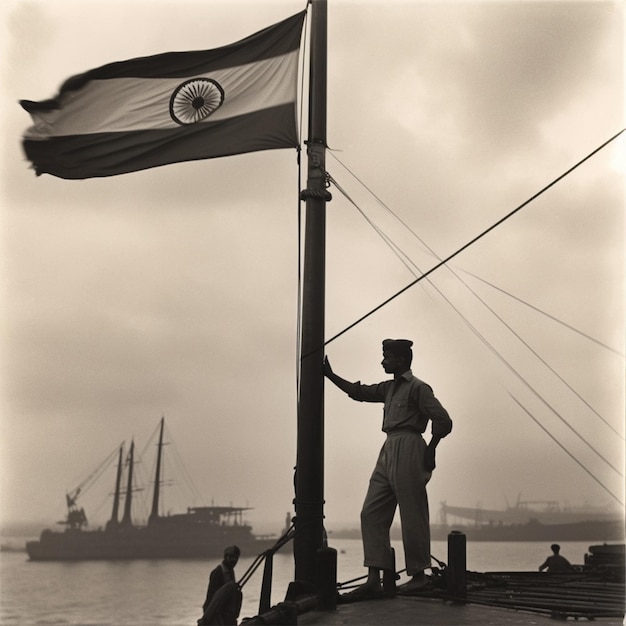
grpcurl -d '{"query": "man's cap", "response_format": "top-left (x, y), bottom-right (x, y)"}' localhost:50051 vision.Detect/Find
top-left (382, 338), bottom-right (413, 355)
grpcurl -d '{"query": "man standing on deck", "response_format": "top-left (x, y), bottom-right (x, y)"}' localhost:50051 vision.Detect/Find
top-left (324, 338), bottom-right (453, 596)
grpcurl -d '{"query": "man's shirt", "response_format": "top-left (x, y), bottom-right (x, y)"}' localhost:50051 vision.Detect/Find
top-left (540, 554), bottom-right (571, 572)
top-left (346, 370), bottom-right (452, 437)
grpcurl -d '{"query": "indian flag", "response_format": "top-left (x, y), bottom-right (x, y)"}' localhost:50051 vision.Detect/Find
top-left (20, 11), bottom-right (306, 179)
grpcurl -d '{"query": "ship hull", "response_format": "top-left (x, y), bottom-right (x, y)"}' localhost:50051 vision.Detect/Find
top-left (430, 519), bottom-right (625, 542)
top-left (332, 519), bottom-right (625, 543)
top-left (26, 525), bottom-right (279, 561)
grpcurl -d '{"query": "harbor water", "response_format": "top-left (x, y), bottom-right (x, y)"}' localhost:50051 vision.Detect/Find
top-left (0, 538), bottom-right (602, 625)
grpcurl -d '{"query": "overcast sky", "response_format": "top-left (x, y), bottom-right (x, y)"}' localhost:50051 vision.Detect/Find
top-left (1, 0), bottom-right (624, 536)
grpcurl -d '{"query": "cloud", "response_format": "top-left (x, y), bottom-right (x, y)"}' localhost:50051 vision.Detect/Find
top-left (1, 0), bottom-right (623, 534)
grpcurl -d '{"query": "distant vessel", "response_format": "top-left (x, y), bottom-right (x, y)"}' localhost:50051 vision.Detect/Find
top-left (430, 519), bottom-right (625, 542)
top-left (331, 499), bottom-right (624, 543)
top-left (26, 418), bottom-right (280, 561)
top-left (440, 497), bottom-right (621, 526)
top-left (432, 498), bottom-right (624, 542)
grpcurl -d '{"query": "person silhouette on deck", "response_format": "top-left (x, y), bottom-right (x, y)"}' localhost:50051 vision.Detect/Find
top-left (198, 545), bottom-right (242, 625)
top-left (539, 544), bottom-right (572, 572)
top-left (324, 338), bottom-right (453, 597)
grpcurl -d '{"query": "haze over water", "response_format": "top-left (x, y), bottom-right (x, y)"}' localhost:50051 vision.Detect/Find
top-left (0, 539), bottom-right (603, 625)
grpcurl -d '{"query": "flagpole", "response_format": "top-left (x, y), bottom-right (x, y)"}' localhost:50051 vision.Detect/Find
top-left (294, 0), bottom-right (331, 589)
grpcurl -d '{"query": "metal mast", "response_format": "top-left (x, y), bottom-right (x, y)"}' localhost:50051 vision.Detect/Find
top-left (294, 0), bottom-right (330, 588)
top-left (149, 417), bottom-right (165, 524)
top-left (121, 440), bottom-right (135, 527)
top-left (107, 444), bottom-right (124, 528)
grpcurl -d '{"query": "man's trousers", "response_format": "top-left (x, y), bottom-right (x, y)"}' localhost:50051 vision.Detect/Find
top-left (360, 430), bottom-right (431, 576)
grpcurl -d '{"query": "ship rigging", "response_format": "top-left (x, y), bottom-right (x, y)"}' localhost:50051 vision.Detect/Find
top-left (26, 418), bottom-right (280, 561)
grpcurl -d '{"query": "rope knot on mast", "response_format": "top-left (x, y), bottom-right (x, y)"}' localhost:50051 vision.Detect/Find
top-left (300, 187), bottom-right (332, 201)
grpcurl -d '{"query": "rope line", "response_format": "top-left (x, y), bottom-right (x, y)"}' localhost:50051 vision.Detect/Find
top-left (331, 173), bottom-right (624, 443)
top-left (237, 521), bottom-right (295, 589)
top-left (295, 4), bottom-right (310, 403)
top-left (324, 128), bottom-right (625, 347)
top-left (329, 155), bottom-right (624, 441)
top-left (509, 393), bottom-right (624, 506)
top-left (327, 137), bottom-right (625, 496)
top-left (329, 149), bottom-right (624, 360)
top-left (163, 422), bottom-right (207, 507)
top-left (296, 148), bottom-right (303, 400)
top-left (328, 174), bottom-right (418, 276)
top-left (69, 443), bottom-right (121, 498)
top-left (459, 268), bottom-right (625, 357)
top-left (330, 173), bottom-right (624, 482)
top-left (447, 266), bottom-right (625, 443)
top-left (337, 555), bottom-right (447, 590)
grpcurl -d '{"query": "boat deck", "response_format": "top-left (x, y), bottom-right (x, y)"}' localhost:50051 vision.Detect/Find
top-left (298, 595), bottom-right (624, 625)
top-left (243, 569), bottom-right (625, 625)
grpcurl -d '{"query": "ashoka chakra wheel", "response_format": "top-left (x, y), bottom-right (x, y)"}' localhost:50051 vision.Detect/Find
top-left (170, 78), bottom-right (224, 125)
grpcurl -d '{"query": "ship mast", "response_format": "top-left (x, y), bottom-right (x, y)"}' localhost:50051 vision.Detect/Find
top-left (120, 440), bottom-right (135, 527)
top-left (149, 417), bottom-right (165, 524)
top-left (294, 0), bottom-right (330, 588)
top-left (107, 444), bottom-right (124, 529)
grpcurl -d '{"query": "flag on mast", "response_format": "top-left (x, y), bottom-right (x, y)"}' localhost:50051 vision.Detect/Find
top-left (20, 11), bottom-right (306, 179)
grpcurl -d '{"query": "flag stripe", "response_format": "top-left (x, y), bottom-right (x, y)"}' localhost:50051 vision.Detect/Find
top-left (22, 11), bottom-right (306, 110)
top-left (25, 51), bottom-right (299, 138)
top-left (20, 11), bottom-right (306, 179)
top-left (22, 104), bottom-right (298, 179)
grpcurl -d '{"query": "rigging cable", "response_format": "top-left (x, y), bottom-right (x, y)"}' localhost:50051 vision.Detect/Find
top-left (66, 444), bottom-right (123, 520)
top-left (329, 150), bottom-right (624, 359)
top-left (295, 4), bottom-right (310, 400)
top-left (328, 174), bottom-right (420, 277)
top-left (509, 393), bottom-right (623, 506)
top-left (323, 128), bottom-right (625, 347)
top-left (68, 443), bottom-right (122, 498)
top-left (329, 171), bottom-right (624, 483)
top-left (455, 272), bottom-right (625, 442)
top-left (458, 268), bottom-right (625, 358)
top-left (438, 268), bottom-right (624, 445)
top-left (327, 133), bottom-right (625, 498)
top-left (296, 147), bottom-right (303, 398)
top-left (138, 419), bottom-right (205, 517)
top-left (328, 161), bottom-right (624, 442)
top-left (163, 421), bottom-right (207, 508)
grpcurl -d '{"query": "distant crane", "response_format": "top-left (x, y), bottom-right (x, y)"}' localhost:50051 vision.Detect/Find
top-left (57, 444), bottom-right (121, 530)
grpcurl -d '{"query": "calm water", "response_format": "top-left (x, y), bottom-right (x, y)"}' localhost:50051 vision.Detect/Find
top-left (0, 539), bottom-right (598, 625)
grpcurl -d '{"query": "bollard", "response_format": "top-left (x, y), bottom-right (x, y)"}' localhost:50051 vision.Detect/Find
top-left (315, 546), bottom-right (338, 610)
top-left (447, 531), bottom-right (467, 602)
